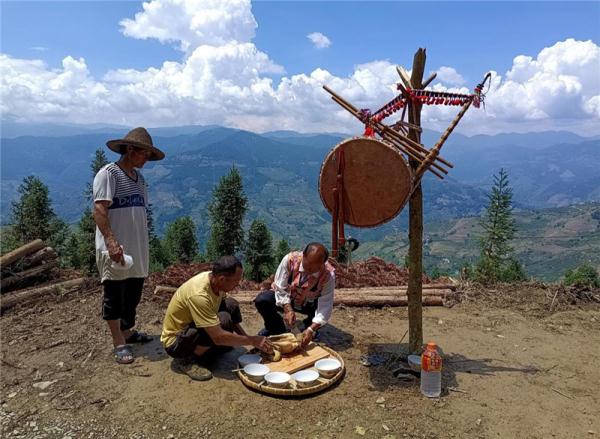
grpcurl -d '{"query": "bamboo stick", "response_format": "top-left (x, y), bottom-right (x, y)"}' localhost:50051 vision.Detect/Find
top-left (324, 85), bottom-right (453, 175)
top-left (422, 72), bottom-right (437, 88)
top-left (327, 92), bottom-right (443, 172)
top-left (416, 100), bottom-right (472, 177)
top-left (396, 66), bottom-right (413, 89)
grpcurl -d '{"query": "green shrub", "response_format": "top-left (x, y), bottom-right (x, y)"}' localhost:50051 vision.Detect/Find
top-left (564, 264), bottom-right (600, 288)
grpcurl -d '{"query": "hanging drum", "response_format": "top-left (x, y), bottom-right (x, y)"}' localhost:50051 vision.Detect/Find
top-left (319, 137), bottom-right (413, 228)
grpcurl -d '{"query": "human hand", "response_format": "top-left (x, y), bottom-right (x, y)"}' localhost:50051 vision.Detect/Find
top-left (252, 336), bottom-right (274, 354)
top-left (106, 238), bottom-right (124, 265)
top-left (300, 328), bottom-right (314, 349)
top-left (283, 305), bottom-right (296, 327)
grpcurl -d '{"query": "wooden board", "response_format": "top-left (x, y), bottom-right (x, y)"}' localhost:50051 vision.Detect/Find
top-left (263, 345), bottom-right (331, 374)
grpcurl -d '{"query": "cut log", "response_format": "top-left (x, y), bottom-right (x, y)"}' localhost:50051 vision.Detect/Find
top-left (1, 278), bottom-right (86, 313)
top-left (0, 239), bottom-right (45, 268)
top-left (231, 288), bottom-right (454, 301)
top-left (21, 246), bottom-right (57, 267)
top-left (154, 285), bottom-right (455, 308)
top-left (1, 259), bottom-right (58, 292)
top-left (4, 247), bottom-right (58, 274)
top-left (334, 295), bottom-right (443, 307)
top-left (231, 292), bottom-right (450, 307)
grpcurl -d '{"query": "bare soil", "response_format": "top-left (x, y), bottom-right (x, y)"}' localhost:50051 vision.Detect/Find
top-left (1, 282), bottom-right (599, 439)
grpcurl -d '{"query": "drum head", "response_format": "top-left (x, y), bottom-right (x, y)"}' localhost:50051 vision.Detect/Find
top-left (319, 137), bottom-right (412, 227)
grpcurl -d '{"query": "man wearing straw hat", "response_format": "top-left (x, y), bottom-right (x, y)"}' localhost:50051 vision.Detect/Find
top-left (93, 127), bottom-right (165, 364)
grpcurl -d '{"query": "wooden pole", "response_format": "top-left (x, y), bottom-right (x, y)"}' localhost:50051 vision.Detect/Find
top-left (407, 48), bottom-right (426, 353)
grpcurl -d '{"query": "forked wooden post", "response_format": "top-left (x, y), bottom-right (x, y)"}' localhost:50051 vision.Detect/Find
top-left (407, 48), bottom-right (426, 353)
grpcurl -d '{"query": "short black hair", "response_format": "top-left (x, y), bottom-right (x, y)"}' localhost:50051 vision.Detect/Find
top-left (303, 242), bottom-right (329, 262)
top-left (212, 255), bottom-right (242, 276)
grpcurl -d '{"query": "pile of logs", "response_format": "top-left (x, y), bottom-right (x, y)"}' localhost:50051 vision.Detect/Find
top-left (153, 284), bottom-right (458, 308)
top-left (1, 239), bottom-right (59, 292)
top-left (1, 239), bottom-right (85, 313)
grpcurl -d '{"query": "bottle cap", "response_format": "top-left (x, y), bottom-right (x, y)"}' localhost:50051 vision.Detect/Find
top-left (426, 342), bottom-right (437, 350)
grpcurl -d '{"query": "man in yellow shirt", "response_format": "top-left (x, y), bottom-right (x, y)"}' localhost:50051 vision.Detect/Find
top-left (161, 255), bottom-right (273, 380)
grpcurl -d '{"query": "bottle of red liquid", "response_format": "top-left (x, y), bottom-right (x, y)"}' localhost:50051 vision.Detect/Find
top-left (420, 342), bottom-right (442, 397)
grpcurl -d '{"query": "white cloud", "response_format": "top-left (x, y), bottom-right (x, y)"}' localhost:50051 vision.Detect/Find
top-left (29, 46), bottom-right (48, 52)
top-left (0, 0), bottom-right (598, 136)
top-left (434, 66), bottom-right (465, 86)
top-left (307, 32), bottom-right (331, 49)
top-left (120, 0), bottom-right (257, 54)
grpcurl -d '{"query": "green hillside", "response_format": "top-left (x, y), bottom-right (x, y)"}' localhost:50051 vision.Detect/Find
top-left (354, 203), bottom-right (600, 282)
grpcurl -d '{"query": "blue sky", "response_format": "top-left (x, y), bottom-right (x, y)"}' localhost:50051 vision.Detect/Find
top-left (1, 1), bottom-right (599, 135)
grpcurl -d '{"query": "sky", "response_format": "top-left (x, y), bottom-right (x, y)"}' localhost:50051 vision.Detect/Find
top-left (1, 0), bottom-right (599, 135)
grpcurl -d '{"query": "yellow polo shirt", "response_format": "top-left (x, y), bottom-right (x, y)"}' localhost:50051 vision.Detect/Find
top-left (160, 271), bottom-right (224, 348)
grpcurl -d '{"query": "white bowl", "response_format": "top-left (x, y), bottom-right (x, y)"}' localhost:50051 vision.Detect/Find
top-left (408, 355), bottom-right (421, 372)
top-left (264, 371), bottom-right (291, 388)
top-left (243, 363), bottom-right (270, 382)
top-left (315, 358), bottom-right (342, 378)
top-left (292, 369), bottom-right (319, 388)
top-left (238, 354), bottom-right (262, 368)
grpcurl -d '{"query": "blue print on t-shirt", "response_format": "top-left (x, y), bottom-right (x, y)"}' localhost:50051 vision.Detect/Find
top-left (109, 194), bottom-right (146, 209)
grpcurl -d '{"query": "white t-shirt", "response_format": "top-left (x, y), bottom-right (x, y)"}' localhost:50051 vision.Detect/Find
top-left (93, 163), bottom-right (149, 282)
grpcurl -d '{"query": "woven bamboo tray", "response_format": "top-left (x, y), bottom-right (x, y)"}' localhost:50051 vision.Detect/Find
top-left (237, 346), bottom-right (345, 397)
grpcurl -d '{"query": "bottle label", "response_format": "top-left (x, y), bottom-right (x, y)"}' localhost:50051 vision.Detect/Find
top-left (422, 352), bottom-right (442, 372)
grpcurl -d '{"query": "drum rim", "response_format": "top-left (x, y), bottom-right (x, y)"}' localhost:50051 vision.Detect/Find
top-left (318, 136), bottom-right (413, 228)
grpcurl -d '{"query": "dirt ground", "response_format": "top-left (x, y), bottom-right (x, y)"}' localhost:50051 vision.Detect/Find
top-left (1, 282), bottom-right (599, 439)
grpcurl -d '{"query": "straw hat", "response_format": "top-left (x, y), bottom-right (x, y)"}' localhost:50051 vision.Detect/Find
top-left (106, 127), bottom-right (165, 161)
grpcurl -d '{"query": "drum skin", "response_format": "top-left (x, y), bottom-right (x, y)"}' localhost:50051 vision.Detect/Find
top-left (319, 137), bottom-right (413, 228)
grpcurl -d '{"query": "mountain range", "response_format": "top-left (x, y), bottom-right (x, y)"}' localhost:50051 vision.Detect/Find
top-left (1, 122), bottom-right (599, 258)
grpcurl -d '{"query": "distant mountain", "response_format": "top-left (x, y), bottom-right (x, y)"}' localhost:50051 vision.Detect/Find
top-left (0, 121), bottom-right (128, 138)
top-left (356, 202), bottom-right (600, 282)
top-left (1, 125), bottom-right (599, 252)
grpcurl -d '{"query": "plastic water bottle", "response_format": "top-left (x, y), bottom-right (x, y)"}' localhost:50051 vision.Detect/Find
top-left (420, 342), bottom-right (442, 397)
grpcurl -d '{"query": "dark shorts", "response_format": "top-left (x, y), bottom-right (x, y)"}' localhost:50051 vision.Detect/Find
top-left (165, 297), bottom-right (242, 359)
top-left (102, 278), bottom-right (145, 330)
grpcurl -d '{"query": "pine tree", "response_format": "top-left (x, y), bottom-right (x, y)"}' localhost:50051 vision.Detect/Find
top-left (85, 149), bottom-right (109, 202)
top-left (70, 148), bottom-right (108, 273)
top-left (8, 175), bottom-right (70, 264)
top-left (163, 216), bottom-right (199, 264)
top-left (475, 169), bottom-right (525, 283)
top-left (245, 219), bottom-right (274, 282)
top-left (274, 239), bottom-right (291, 265)
top-left (11, 176), bottom-right (57, 243)
top-left (146, 202), bottom-right (170, 272)
top-left (206, 167), bottom-right (247, 259)
top-left (67, 208), bottom-right (97, 273)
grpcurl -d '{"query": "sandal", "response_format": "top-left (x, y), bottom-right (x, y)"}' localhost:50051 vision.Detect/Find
top-left (125, 331), bottom-right (153, 344)
top-left (114, 344), bottom-right (134, 364)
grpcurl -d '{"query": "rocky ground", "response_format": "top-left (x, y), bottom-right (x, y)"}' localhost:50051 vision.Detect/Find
top-left (1, 281), bottom-right (599, 439)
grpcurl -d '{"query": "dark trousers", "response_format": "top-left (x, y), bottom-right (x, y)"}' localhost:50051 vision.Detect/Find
top-left (254, 290), bottom-right (317, 335)
top-left (102, 278), bottom-right (145, 330)
top-left (165, 297), bottom-right (242, 359)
